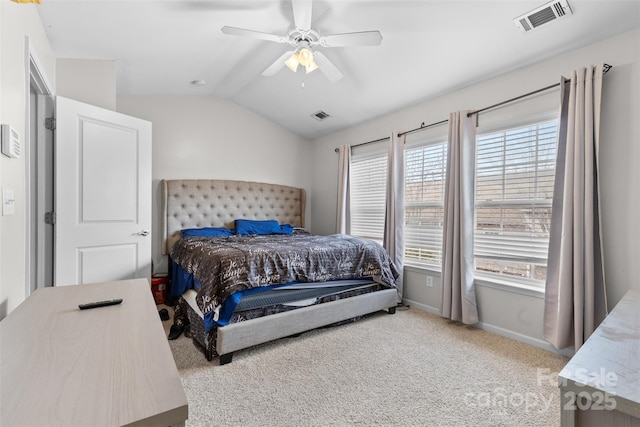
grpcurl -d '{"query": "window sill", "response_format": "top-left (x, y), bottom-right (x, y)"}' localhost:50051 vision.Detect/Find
top-left (404, 264), bottom-right (441, 277)
top-left (402, 265), bottom-right (545, 299)
top-left (474, 274), bottom-right (545, 299)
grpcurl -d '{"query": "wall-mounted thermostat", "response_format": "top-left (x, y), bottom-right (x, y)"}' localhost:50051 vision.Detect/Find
top-left (1, 124), bottom-right (21, 159)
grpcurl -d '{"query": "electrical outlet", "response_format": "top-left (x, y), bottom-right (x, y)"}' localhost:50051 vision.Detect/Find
top-left (425, 276), bottom-right (433, 288)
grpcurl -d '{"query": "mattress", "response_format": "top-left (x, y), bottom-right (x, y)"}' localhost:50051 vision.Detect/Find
top-left (181, 278), bottom-right (378, 321)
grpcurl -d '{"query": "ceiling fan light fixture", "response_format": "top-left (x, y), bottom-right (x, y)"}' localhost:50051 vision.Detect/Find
top-left (305, 59), bottom-right (318, 74)
top-left (285, 53), bottom-right (300, 72)
top-left (285, 48), bottom-right (318, 74)
top-left (297, 48), bottom-right (314, 67)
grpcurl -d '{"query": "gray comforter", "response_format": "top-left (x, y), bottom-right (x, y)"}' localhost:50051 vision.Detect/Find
top-left (169, 233), bottom-right (399, 319)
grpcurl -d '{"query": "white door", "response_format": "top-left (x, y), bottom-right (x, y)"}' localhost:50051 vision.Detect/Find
top-left (55, 96), bottom-right (152, 286)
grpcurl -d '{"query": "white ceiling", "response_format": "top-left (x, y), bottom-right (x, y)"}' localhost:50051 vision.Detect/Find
top-left (37, 0), bottom-right (640, 140)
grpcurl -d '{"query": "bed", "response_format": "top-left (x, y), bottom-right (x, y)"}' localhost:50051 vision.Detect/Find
top-left (163, 179), bottom-right (399, 364)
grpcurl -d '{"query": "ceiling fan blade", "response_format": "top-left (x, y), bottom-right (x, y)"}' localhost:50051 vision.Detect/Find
top-left (262, 51), bottom-right (294, 76)
top-left (292, 0), bottom-right (313, 30)
top-left (313, 51), bottom-right (343, 83)
top-left (221, 26), bottom-right (285, 43)
top-left (321, 31), bottom-right (383, 47)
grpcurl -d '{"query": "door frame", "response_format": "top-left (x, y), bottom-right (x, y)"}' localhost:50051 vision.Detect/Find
top-left (24, 36), bottom-right (54, 296)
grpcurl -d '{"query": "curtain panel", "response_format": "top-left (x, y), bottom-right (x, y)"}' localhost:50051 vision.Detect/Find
top-left (336, 144), bottom-right (351, 234)
top-left (384, 132), bottom-right (405, 302)
top-left (440, 111), bottom-right (479, 324)
top-left (544, 64), bottom-right (608, 351)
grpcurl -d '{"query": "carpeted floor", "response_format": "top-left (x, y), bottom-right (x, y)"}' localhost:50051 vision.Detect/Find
top-left (160, 306), bottom-right (568, 427)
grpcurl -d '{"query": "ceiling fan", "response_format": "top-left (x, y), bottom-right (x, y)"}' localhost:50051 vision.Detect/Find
top-left (221, 0), bottom-right (383, 83)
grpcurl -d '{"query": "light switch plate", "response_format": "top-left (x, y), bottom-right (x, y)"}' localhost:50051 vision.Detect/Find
top-left (2, 188), bottom-right (15, 215)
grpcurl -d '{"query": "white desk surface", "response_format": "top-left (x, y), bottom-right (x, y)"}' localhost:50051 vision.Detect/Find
top-left (558, 289), bottom-right (640, 418)
top-left (1, 279), bottom-right (188, 426)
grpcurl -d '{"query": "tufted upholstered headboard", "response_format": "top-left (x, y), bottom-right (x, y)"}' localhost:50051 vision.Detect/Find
top-left (162, 179), bottom-right (306, 254)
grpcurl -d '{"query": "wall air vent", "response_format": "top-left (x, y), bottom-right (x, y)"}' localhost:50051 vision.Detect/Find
top-left (514, 0), bottom-right (573, 32)
top-left (311, 110), bottom-right (331, 121)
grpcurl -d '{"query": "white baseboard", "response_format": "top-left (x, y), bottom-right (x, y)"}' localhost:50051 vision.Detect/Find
top-left (402, 298), bottom-right (574, 358)
top-left (475, 321), bottom-right (574, 358)
top-left (402, 298), bottom-right (440, 315)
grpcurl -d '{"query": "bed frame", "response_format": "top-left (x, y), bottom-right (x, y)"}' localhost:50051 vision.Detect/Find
top-left (162, 179), bottom-right (397, 363)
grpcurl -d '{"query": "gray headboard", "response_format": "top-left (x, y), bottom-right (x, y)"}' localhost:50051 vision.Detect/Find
top-left (162, 179), bottom-right (306, 254)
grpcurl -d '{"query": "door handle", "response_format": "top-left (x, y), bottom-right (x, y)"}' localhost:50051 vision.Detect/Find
top-left (137, 230), bottom-right (150, 237)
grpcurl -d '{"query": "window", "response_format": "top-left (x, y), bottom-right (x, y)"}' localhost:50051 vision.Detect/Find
top-left (350, 147), bottom-right (388, 244)
top-left (474, 120), bottom-right (557, 286)
top-left (404, 139), bottom-right (447, 268)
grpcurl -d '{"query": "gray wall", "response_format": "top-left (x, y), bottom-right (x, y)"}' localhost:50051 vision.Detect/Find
top-left (309, 29), bottom-right (640, 353)
top-left (116, 96), bottom-right (313, 273)
top-left (56, 59), bottom-right (117, 111)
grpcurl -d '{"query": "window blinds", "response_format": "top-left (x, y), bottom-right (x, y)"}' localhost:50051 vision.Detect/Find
top-left (404, 141), bottom-right (447, 267)
top-left (350, 147), bottom-right (388, 244)
top-left (474, 120), bottom-right (557, 283)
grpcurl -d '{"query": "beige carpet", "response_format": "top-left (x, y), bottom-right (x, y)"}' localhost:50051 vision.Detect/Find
top-left (161, 306), bottom-right (567, 427)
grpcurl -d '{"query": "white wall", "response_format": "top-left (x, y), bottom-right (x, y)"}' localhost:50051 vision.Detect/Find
top-left (0, 2), bottom-right (56, 319)
top-left (56, 59), bottom-right (117, 110)
top-left (310, 29), bottom-right (640, 353)
top-left (116, 96), bottom-right (313, 274)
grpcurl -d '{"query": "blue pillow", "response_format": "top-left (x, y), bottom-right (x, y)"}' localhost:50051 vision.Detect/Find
top-left (181, 227), bottom-right (234, 237)
top-left (235, 219), bottom-right (293, 235)
top-left (279, 224), bottom-right (294, 235)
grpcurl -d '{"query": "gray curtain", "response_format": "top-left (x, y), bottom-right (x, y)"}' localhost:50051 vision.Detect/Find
top-left (440, 111), bottom-right (479, 324)
top-left (384, 132), bottom-right (405, 302)
top-left (544, 65), bottom-right (608, 351)
top-left (336, 144), bottom-right (351, 234)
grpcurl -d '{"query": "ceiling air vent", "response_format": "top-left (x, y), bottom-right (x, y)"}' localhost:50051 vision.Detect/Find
top-left (311, 110), bottom-right (331, 121)
top-left (514, 0), bottom-right (573, 32)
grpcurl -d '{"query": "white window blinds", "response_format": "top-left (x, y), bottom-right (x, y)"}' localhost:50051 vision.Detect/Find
top-left (404, 140), bottom-right (447, 268)
top-left (350, 144), bottom-right (388, 244)
top-left (474, 120), bottom-right (557, 285)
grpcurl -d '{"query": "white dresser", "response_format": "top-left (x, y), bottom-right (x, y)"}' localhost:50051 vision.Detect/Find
top-left (0, 279), bottom-right (188, 426)
top-left (559, 289), bottom-right (640, 426)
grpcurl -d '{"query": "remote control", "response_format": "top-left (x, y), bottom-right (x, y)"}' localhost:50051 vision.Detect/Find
top-left (78, 299), bottom-right (123, 310)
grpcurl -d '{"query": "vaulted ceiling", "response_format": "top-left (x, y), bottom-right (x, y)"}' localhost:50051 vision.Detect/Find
top-left (37, 0), bottom-right (640, 139)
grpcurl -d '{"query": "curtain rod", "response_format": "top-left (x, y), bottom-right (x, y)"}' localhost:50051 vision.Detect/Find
top-left (334, 136), bottom-right (389, 153)
top-left (335, 64), bottom-right (612, 152)
top-left (398, 118), bottom-right (449, 137)
top-left (332, 119), bottom-right (449, 153)
top-left (467, 63), bottom-right (612, 117)
top-left (335, 119), bottom-right (449, 153)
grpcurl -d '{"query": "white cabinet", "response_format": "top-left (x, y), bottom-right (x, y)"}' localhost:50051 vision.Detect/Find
top-left (558, 290), bottom-right (640, 426)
